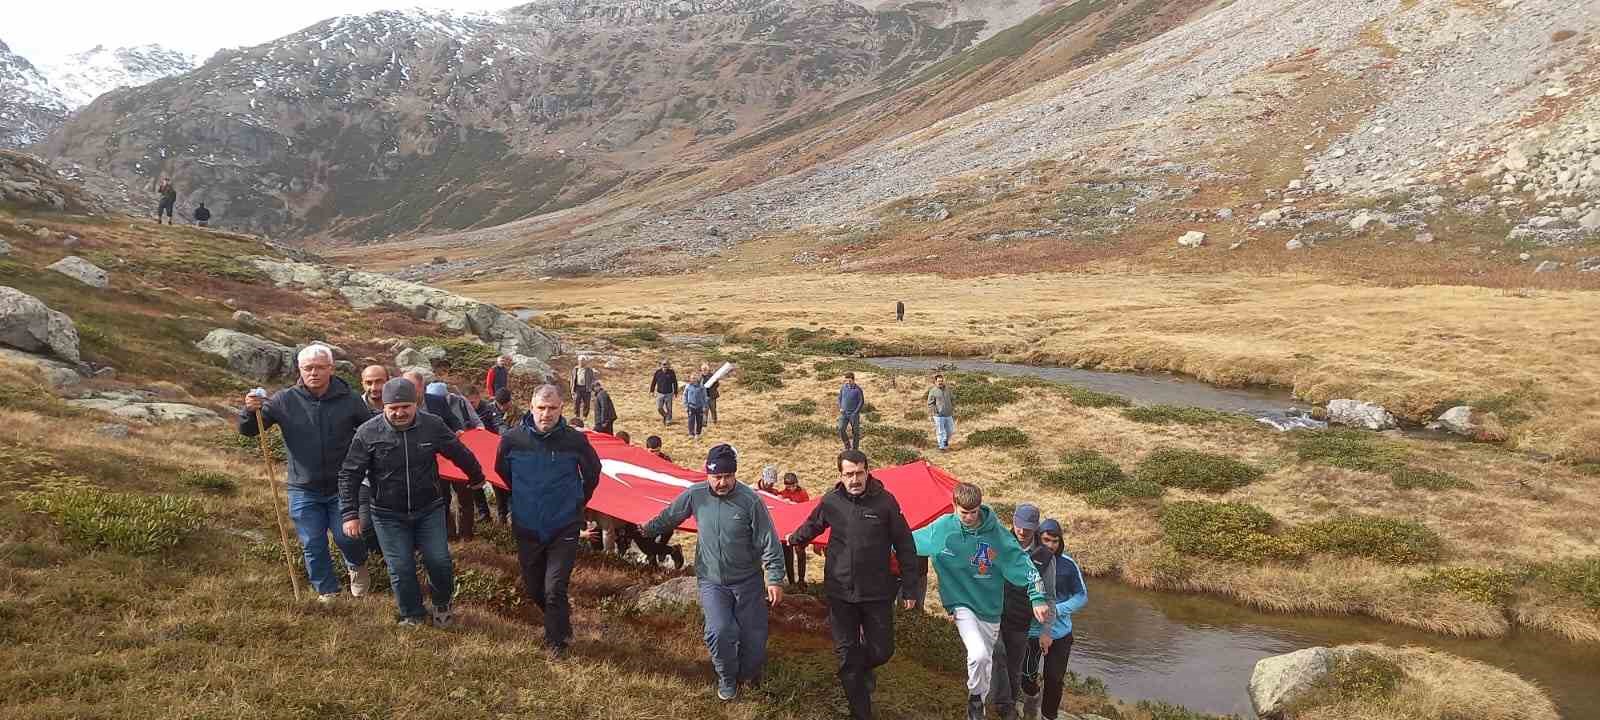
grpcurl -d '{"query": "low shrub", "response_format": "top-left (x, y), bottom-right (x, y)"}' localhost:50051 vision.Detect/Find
top-left (776, 398), bottom-right (818, 416)
top-left (872, 446), bottom-right (922, 466)
top-left (812, 359), bottom-right (876, 376)
top-left (1040, 450), bottom-right (1127, 493)
top-left (1138, 700), bottom-right (1238, 720)
top-left (1122, 405), bottom-right (1240, 426)
top-left (629, 327), bottom-right (661, 342)
top-left (1389, 466), bottom-right (1471, 491)
top-left (1064, 386), bottom-right (1132, 408)
top-left (178, 470), bottom-right (238, 494)
top-left (23, 488), bottom-right (203, 555)
top-left (1159, 501), bottom-right (1303, 564)
top-left (952, 380), bottom-right (1020, 412)
top-left (1083, 479), bottom-right (1166, 509)
top-left (1288, 515), bottom-right (1444, 564)
top-left (1283, 649), bottom-right (1404, 714)
top-left (966, 426), bottom-right (1030, 449)
top-left (1293, 429), bottom-right (1404, 473)
top-left (1532, 557), bottom-right (1600, 609)
top-left (863, 423), bottom-right (930, 448)
top-left (759, 420), bottom-right (835, 447)
top-left (1413, 566), bottom-right (1522, 607)
top-left (1135, 448), bottom-right (1263, 492)
top-left (420, 338), bottom-right (499, 370)
top-left (215, 428), bottom-right (286, 462)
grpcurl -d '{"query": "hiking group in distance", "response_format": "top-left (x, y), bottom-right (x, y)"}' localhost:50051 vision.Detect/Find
top-left (239, 297), bottom-right (1085, 720)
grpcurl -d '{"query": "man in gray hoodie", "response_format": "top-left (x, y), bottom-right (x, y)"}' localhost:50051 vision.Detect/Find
top-left (643, 444), bottom-right (785, 702)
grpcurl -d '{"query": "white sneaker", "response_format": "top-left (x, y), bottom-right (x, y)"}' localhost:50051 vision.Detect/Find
top-left (431, 607), bottom-right (454, 629)
top-left (317, 593), bottom-right (339, 604)
top-left (349, 567), bottom-right (370, 598)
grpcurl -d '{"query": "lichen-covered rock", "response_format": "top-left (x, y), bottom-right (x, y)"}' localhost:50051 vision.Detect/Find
top-left (46, 256), bottom-right (109, 288)
top-left (0, 286), bottom-right (80, 363)
top-left (195, 328), bottom-right (294, 380)
top-left (1250, 646), bottom-right (1334, 718)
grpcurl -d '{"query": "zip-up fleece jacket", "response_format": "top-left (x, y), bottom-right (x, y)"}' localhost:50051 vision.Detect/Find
top-left (494, 415), bottom-right (602, 543)
top-left (787, 476), bottom-right (921, 603)
top-left (238, 377), bottom-right (373, 496)
top-left (927, 386), bottom-right (955, 418)
top-left (1038, 552), bottom-right (1088, 639)
top-left (649, 368), bottom-right (679, 396)
top-left (485, 365), bottom-right (509, 395)
top-left (643, 482), bottom-right (785, 586)
top-left (337, 412), bottom-right (485, 521)
top-left (838, 383), bottom-right (864, 416)
top-left (1002, 540), bottom-right (1056, 632)
top-left (684, 382), bottom-right (708, 410)
top-left (913, 505), bottom-right (1045, 622)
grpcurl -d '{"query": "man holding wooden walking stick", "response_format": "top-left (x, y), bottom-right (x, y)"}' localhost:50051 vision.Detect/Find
top-left (239, 344), bottom-right (374, 603)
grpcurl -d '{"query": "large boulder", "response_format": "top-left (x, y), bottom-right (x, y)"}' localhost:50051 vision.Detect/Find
top-left (1326, 399), bottom-right (1398, 431)
top-left (0, 347), bottom-right (81, 387)
top-left (195, 329), bottom-right (294, 381)
top-left (1177, 230), bottom-right (1206, 248)
top-left (508, 353), bottom-right (554, 384)
top-left (46, 256), bottom-right (109, 289)
top-left (395, 348), bottom-right (430, 369)
top-left (1249, 646), bottom-right (1334, 718)
top-left (0, 286), bottom-right (80, 363)
top-left (68, 393), bottom-right (222, 423)
top-left (1430, 406), bottom-right (1509, 442)
top-left (637, 576), bottom-right (701, 609)
top-left (249, 257), bottom-right (328, 289)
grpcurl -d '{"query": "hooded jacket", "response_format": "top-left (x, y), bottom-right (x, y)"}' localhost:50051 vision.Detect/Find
top-left (1002, 538), bottom-right (1057, 632)
top-left (337, 411), bottom-right (485, 521)
top-left (643, 481), bottom-right (785, 586)
top-left (238, 377), bottom-right (373, 496)
top-left (913, 505), bottom-right (1045, 622)
top-left (838, 382), bottom-right (865, 416)
top-left (494, 415), bottom-right (602, 543)
top-left (1038, 553), bottom-right (1088, 640)
top-left (787, 476), bottom-right (921, 603)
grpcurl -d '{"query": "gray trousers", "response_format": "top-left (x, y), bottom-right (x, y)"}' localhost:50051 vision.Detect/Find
top-left (655, 392), bottom-right (674, 422)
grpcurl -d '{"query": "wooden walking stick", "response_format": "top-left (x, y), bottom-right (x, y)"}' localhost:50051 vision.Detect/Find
top-left (254, 406), bottom-right (304, 601)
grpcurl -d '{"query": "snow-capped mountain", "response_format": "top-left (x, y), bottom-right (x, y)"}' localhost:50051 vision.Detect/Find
top-left (41, 45), bottom-right (198, 109)
top-left (0, 39), bottom-right (68, 148)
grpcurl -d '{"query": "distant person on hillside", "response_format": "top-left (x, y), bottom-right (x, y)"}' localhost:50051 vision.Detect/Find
top-left (914, 482), bottom-right (1050, 720)
top-left (592, 379), bottom-right (617, 435)
top-left (642, 444), bottom-right (785, 702)
top-left (646, 434), bottom-right (671, 462)
top-left (193, 203), bottom-right (211, 227)
top-left (777, 472), bottom-right (810, 586)
top-left (684, 373), bottom-right (709, 440)
top-left (838, 372), bottom-right (865, 451)
top-left (571, 355), bottom-right (598, 422)
top-left (928, 374), bottom-right (956, 451)
top-left (650, 359), bottom-right (679, 424)
top-left (156, 179), bottom-right (177, 224)
top-left (990, 504), bottom-right (1056, 720)
top-left (339, 377), bottom-right (486, 627)
top-left (485, 354), bottom-right (513, 396)
top-left (896, 300), bottom-right (905, 322)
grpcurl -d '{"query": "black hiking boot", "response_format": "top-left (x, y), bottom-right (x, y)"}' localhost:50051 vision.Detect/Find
top-left (966, 693), bottom-right (983, 720)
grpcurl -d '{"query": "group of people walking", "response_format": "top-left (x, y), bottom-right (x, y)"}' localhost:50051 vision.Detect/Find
top-left (239, 345), bottom-right (1085, 719)
top-left (839, 370), bottom-right (960, 451)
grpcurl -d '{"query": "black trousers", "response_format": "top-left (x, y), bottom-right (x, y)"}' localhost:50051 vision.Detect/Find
top-left (1033, 633), bottom-right (1074, 720)
top-left (687, 408), bottom-right (706, 437)
top-left (495, 488), bottom-right (511, 523)
top-left (784, 543), bottom-right (808, 584)
top-left (991, 625), bottom-right (1029, 710)
top-left (595, 420), bottom-right (614, 435)
top-left (573, 387), bottom-right (592, 419)
top-left (828, 597), bottom-right (896, 720)
top-left (514, 526), bottom-right (580, 648)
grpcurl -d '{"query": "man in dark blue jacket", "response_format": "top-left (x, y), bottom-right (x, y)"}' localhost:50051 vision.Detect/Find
top-left (495, 384), bottom-right (602, 656)
top-left (338, 378), bottom-right (486, 627)
top-left (837, 372), bottom-right (865, 450)
top-left (240, 344), bottom-right (373, 602)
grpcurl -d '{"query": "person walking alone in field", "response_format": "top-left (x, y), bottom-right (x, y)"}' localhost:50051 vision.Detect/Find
top-left (193, 202), bottom-right (211, 227)
top-left (650, 359), bottom-right (679, 424)
top-left (914, 482), bottom-right (1051, 720)
top-left (240, 344), bottom-right (373, 603)
top-left (684, 372), bottom-right (709, 439)
top-left (896, 300), bottom-right (905, 322)
top-left (155, 178), bottom-right (177, 224)
top-left (571, 356), bottom-right (597, 422)
top-left (928, 374), bottom-right (956, 451)
top-left (700, 362), bottom-right (723, 425)
top-left (787, 449), bottom-right (921, 720)
top-left (838, 372), bottom-right (865, 450)
top-left (338, 377), bottom-right (486, 626)
top-left (495, 384), bottom-right (602, 657)
top-left (643, 444), bottom-right (785, 701)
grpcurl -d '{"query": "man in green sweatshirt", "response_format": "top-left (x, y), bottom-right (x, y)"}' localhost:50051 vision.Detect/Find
top-left (643, 443), bottom-right (786, 702)
top-left (914, 481), bottom-right (1051, 720)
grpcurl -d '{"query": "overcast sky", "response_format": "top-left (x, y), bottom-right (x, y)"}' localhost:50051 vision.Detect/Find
top-left (6, 1), bottom-right (509, 64)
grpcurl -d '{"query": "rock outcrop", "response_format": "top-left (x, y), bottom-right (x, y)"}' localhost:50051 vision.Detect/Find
top-left (636, 576), bottom-right (700, 609)
top-left (67, 392), bottom-right (222, 423)
top-left (1430, 406), bottom-right (1509, 443)
top-left (0, 346), bottom-right (80, 387)
top-left (194, 328), bottom-right (294, 381)
top-left (1326, 399), bottom-right (1398, 431)
top-left (0, 286), bottom-right (81, 363)
top-left (46, 256), bottom-right (110, 288)
top-left (0, 150), bottom-right (107, 213)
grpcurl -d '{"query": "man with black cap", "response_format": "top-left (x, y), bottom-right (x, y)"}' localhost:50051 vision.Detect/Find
top-left (642, 443), bottom-right (785, 701)
top-left (495, 384), bottom-right (602, 657)
top-left (990, 503), bottom-right (1056, 720)
top-left (338, 377), bottom-right (486, 627)
top-left (787, 449), bottom-right (921, 720)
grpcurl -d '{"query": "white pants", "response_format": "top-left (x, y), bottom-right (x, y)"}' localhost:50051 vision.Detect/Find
top-left (953, 607), bottom-right (1001, 699)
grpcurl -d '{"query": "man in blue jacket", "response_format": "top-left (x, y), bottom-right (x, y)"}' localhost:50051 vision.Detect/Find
top-left (495, 384), bottom-right (602, 657)
top-left (1027, 518), bottom-right (1087, 720)
top-left (643, 444), bottom-right (785, 701)
top-left (837, 372), bottom-right (865, 450)
top-left (240, 344), bottom-right (373, 602)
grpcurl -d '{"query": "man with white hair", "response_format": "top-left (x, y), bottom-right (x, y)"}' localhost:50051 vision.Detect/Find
top-left (240, 343), bottom-right (374, 602)
top-left (571, 355), bottom-right (598, 422)
top-left (485, 354), bottom-right (513, 397)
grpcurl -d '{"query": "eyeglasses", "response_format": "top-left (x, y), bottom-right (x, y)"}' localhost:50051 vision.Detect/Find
top-left (300, 364), bottom-right (333, 373)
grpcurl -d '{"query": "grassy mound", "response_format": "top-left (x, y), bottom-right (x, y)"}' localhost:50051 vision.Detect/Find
top-left (1082, 479), bottom-right (1166, 509)
top-left (1122, 405), bottom-right (1240, 426)
top-left (1040, 450), bottom-right (1128, 493)
top-left (966, 426), bottom-right (1030, 449)
top-left (1288, 515), bottom-right (1445, 565)
top-left (1159, 501), bottom-right (1302, 563)
top-left (1135, 448), bottom-right (1263, 492)
top-left (1285, 644), bottom-right (1559, 720)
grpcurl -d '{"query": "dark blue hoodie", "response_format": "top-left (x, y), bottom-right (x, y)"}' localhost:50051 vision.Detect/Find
top-left (494, 415), bottom-right (602, 543)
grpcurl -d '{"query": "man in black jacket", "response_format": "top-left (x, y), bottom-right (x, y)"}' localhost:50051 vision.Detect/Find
top-left (339, 378), bottom-right (486, 627)
top-left (591, 379), bottom-right (617, 435)
top-left (193, 203), bottom-right (212, 227)
top-left (240, 344), bottom-right (373, 602)
top-left (787, 449), bottom-right (921, 720)
top-left (990, 503), bottom-right (1056, 720)
top-left (495, 384), bottom-right (602, 656)
top-left (649, 359), bottom-right (678, 424)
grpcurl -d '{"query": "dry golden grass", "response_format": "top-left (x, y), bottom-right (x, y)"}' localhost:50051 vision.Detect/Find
top-left (1292, 644), bottom-right (1560, 720)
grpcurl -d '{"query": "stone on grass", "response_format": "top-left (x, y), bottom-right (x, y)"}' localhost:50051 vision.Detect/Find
top-left (395, 347), bottom-right (430, 369)
top-left (1250, 646), bottom-right (1334, 718)
top-left (637, 576), bottom-right (700, 609)
top-left (1178, 231), bottom-right (1206, 248)
top-left (1326, 399), bottom-right (1398, 431)
top-left (1431, 406), bottom-right (1509, 443)
top-left (195, 329), bottom-right (294, 381)
top-left (46, 256), bottom-right (109, 288)
top-left (0, 286), bottom-right (80, 363)
top-left (232, 310), bottom-right (258, 324)
top-left (1534, 260), bottom-right (1561, 273)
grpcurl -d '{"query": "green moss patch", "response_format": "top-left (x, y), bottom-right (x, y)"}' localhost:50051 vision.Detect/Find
top-left (1135, 448), bottom-right (1263, 492)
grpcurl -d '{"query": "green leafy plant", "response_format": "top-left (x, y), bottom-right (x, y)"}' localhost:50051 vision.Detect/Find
top-left (178, 470), bottom-right (238, 495)
top-left (1288, 515), bottom-right (1444, 565)
top-left (1082, 479), bottom-right (1166, 509)
top-left (966, 426), bottom-right (1030, 449)
top-left (24, 488), bottom-right (203, 555)
top-left (1122, 405), bottom-right (1240, 426)
top-left (1159, 501), bottom-right (1303, 564)
top-left (1135, 448), bottom-right (1263, 492)
top-left (1039, 450), bottom-right (1127, 493)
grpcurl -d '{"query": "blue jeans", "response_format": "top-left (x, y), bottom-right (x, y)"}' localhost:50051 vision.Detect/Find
top-left (697, 573), bottom-right (770, 691)
top-left (370, 503), bottom-right (454, 621)
top-left (934, 415), bottom-right (956, 449)
top-left (286, 487), bottom-right (368, 595)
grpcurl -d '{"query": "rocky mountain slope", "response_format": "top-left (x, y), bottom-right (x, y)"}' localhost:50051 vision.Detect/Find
top-left (41, 44), bottom-right (198, 109)
top-left (40, 0), bottom-right (1049, 240)
top-left (0, 40), bottom-right (67, 149)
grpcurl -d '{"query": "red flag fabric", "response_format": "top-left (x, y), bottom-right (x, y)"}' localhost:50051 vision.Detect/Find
top-left (438, 428), bottom-right (955, 540)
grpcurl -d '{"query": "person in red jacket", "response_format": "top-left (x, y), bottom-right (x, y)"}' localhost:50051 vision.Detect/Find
top-left (485, 354), bottom-right (512, 397)
top-left (778, 472), bottom-right (811, 586)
